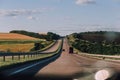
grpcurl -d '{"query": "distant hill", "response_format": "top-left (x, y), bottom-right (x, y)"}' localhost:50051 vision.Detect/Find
top-left (72, 31), bottom-right (120, 44)
top-left (10, 30), bottom-right (47, 39)
top-left (0, 33), bottom-right (39, 40)
top-left (68, 31), bottom-right (120, 55)
top-left (10, 30), bottom-right (61, 40)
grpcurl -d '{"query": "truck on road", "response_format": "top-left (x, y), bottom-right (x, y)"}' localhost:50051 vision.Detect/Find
top-left (69, 47), bottom-right (73, 54)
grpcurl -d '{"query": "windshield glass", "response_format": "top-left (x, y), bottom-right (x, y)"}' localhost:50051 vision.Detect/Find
top-left (0, 0), bottom-right (120, 80)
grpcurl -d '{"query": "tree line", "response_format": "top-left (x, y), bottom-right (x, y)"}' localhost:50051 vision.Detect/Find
top-left (10, 30), bottom-right (61, 41)
top-left (72, 31), bottom-right (120, 44)
top-left (69, 31), bottom-right (120, 55)
top-left (72, 39), bottom-right (120, 55)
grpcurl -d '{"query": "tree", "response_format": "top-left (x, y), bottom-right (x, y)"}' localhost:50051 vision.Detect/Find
top-left (31, 42), bottom-right (44, 51)
top-left (47, 32), bottom-right (60, 41)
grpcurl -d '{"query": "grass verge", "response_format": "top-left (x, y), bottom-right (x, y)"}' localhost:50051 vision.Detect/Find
top-left (0, 39), bottom-right (63, 71)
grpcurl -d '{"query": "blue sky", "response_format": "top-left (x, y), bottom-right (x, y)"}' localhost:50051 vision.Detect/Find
top-left (0, 0), bottom-right (120, 36)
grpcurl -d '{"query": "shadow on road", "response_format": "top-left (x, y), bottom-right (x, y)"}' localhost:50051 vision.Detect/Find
top-left (35, 71), bottom-right (120, 80)
top-left (1, 60), bottom-right (120, 80)
top-left (0, 53), bottom-right (63, 80)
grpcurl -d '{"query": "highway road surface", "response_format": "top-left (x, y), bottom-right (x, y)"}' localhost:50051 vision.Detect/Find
top-left (0, 39), bottom-right (120, 80)
top-left (42, 40), bottom-right (61, 53)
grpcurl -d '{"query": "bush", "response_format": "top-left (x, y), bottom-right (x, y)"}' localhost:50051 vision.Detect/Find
top-left (72, 39), bottom-right (120, 55)
top-left (30, 43), bottom-right (44, 51)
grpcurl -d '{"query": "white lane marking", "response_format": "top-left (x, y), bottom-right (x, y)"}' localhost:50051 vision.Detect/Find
top-left (8, 54), bottom-right (59, 76)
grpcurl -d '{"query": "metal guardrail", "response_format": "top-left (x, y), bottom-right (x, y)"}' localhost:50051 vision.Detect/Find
top-left (0, 39), bottom-right (63, 61)
top-left (76, 50), bottom-right (120, 61)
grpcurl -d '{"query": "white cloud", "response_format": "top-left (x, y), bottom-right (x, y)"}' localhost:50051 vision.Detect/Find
top-left (27, 16), bottom-right (38, 20)
top-left (0, 9), bottom-right (41, 17)
top-left (76, 0), bottom-right (96, 5)
top-left (28, 16), bottom-right (34, 20)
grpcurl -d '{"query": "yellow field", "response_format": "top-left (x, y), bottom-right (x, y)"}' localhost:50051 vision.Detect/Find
top-left (0, 43), bottom-right (34, 52)
top-left (0, 33), bottom-right (39, 40)
top-left (0, 33), bottom-right (47, 52)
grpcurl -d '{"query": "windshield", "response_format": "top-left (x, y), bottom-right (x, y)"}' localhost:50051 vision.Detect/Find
top-left (0, 0), bottom-right (120, 80)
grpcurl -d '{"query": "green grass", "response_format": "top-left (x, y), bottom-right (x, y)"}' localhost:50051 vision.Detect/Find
top-left (0, 53), bottom-right (56, 67)
top-left (74, 48), bottom-right (120, 60)
top-left (0, 40), bottom-right (61, 68)
top-left (67, 35), bottom-right (120, 61)
top-left (0, 38), bottom-right (62, 70)
top-left (39, 41), bottom-right (56, 51)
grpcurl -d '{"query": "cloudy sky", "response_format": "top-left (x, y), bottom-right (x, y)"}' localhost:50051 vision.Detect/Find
top-left (0, 0), bottom-right (120, 35)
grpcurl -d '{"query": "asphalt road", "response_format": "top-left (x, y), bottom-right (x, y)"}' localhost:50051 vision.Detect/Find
top-left (0, 39), bottom-right (120, 80)
top-left (42, 40), bottom-right (61, 53)
top-left (0, 40), bottom-right (62, 80)
top-left (35, 39), bottom-right (120, 80)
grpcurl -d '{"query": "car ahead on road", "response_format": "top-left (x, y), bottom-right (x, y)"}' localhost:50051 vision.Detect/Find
top-left (62, 49), bottom-right (65, 51)
top-left (69, 47), bottom-right (73, 54)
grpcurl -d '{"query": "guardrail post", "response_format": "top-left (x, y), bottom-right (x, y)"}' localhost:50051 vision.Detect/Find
top-left (23, 55), bottom-right (25, 59)
top-left (35, 54), bottom-right (36, 58)
top-left (18, 54), bottom-right (20, 60)
top-left (35, 53), bottom-right (37, 58)
top-left (3, 56), bottom-right (5, 62)
top-left (28, 55), bottom-right (29, 58)
top-left (33, 54), bottom-right (34, 57)
top-left (34, 53), bottom-right (36, 58)
top-left (12, 55), bottom-right (14, 60)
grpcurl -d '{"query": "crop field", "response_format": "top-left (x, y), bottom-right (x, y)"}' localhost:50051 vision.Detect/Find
top-left (0, 32), bottom-right (56, 68)
top-left (0, 33), bottom-right (37, 40)
top-left (0, 33), bottom-right (52, 52)
top-left (0, 43), bottom-right (34, 52)
top-left (0, 33), bottom-right (39, 40)
top-left (0, 41), bottom-right (60, 68)
top-left (0, 40), bottom-right (53, 52)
